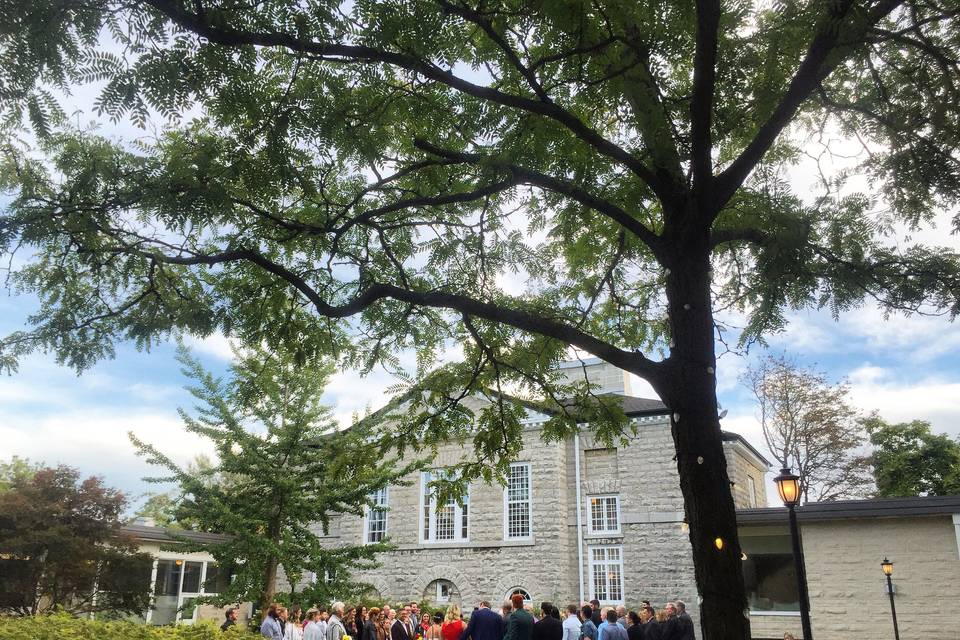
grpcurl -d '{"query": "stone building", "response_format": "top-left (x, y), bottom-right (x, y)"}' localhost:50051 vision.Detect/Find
top-left (307, 359), bottom-right (769, 631)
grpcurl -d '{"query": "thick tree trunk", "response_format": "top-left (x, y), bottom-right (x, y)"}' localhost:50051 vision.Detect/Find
top-left (258, 554), bottom-right (279, 615)
top-left (258, 505), bottom-right (283, 616)
top-left (655, 232), bottom-right (751, 640)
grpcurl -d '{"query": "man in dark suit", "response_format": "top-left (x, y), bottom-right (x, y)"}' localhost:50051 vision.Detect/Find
top-left (503, 595), bottom-right (534, 640)
top-left (392, 606), bottom-right (415, 640)
top-left (532, 603), bottom-right (563, 640)
top-left (658, 603), bottom-right (681, 640)
top-left (673, 602), bottom-right (694, 640)
top-left (460, 601), bottom-right (503, 640)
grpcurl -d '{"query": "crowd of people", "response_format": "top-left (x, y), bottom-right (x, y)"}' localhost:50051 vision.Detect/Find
top-left (247, 595), bottom-right (700, 640)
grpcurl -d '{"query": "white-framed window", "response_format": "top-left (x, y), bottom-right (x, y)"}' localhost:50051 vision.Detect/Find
top-left (424, 579), bottom-right (459, 604)
top-left (420, 470), bottom-right (469, 543)
top-left (364, 487), bottom-right (389, 543)
top-left (746, 476), bottom-right (758, 508)
top-left (504, 587), bottom-right (532, 607)
top-left (503, 462), bottom-right (532, 540)
top-left (589, 546), bottom-right (624, 605)
top-left (587, 495), bottom-right (621, 535)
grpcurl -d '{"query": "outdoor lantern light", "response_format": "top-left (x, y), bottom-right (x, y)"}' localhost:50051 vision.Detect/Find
top-left (882, 557), bottom-right (901, 640)
top-left (774, 467), bottom-right (801, 507)
top-left (714, 537), bottom-right (724, 551)
top-left (775, 466), bottom-right (813, 640)
top-left (881, 558), bottom-right (894, 576)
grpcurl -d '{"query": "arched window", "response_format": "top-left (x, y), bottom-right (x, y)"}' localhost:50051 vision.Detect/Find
top-left (505, 587), bottom-right (532, 607)
top-left (425, 579), bottom-right (460, 605)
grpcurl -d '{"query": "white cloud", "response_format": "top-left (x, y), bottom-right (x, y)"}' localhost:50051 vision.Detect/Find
top-left (182, 332), bottom-right (236, 361)
top-left (846, 367), bottom-right (960, 438)
top-left (0, 408), bottom-right (214, 496)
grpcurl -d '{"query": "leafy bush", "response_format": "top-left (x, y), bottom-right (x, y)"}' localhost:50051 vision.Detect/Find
top-left (0, 613), bottom-right (260, 639)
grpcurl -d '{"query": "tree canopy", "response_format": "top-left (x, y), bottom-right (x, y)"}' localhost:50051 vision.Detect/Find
top-left (743, 354), bottom-right (872, 503)
top-left (866, 415), bottom-right (960, 497)
top-left (3, 2), bottom-right (960, 637)
top-left (0, 465), bottom-right (153, 617)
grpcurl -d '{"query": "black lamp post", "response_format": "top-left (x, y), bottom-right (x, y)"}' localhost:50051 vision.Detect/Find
top-left (881, 558), bottom-right (900, 640)
top-left (774, 467), bottom-right (813, 640)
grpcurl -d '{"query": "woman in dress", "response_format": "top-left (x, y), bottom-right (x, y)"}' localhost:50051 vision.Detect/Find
top-left (369, 608), bottom-right (385, 640)
top-left (416, 609), bottom-right (429, 637)
top-left (440, 604), bottom-right (464, 640)
top-left (344, 607), bottom-right (358, 639)
top-left (357, 606), bottom-right (369, 640)
top-left (425, 613), bottom-right (443, 640)
top-left (285, 606), bottom-right (304, 640)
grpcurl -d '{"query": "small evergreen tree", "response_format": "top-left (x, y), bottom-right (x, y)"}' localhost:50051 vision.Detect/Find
top-left (130, 345), bottom-right (421, 613)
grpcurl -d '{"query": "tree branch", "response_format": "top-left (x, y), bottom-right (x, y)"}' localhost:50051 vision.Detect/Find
top-left (714, 0), bottom-right (904, 207)
top-left (143, 0), bottom-right (668, 199)
top-left (413, 138), bottom-right (663, 257)
top-left (144, 246), bottom-right (666, 383)
top-left (690, 0), bottom-right (720, 197)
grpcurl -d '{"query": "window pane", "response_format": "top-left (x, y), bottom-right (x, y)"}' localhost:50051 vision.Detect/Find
top-left (367, 488), bottom-right (389, 543)
top-left (154, 559), bottom-right (182, 597)
top-left (422, 473), bottom-right (431, 540)
top-left (203, 563), bottom-right (219, 593)
top-left (181, 561), bottom-right (203, 593)
top-left (743, 554), bottom-right (799, 612)
top-left (436, 504), bottom-right (454, 540)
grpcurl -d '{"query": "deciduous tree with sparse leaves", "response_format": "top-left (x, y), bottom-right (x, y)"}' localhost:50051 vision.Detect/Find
top-left (743, 354), bottom-right (872, 503)
top-left (3, 2), bottom-right (960, 636)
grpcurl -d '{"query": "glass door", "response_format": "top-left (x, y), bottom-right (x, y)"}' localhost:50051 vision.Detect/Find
top-left (177, 561), bottom-right (204, 624)
top-left (152, 559), bottom-right (182, 625)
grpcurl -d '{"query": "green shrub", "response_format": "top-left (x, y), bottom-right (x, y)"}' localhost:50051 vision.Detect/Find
top-left (0, 613), bottom-right (260, 639)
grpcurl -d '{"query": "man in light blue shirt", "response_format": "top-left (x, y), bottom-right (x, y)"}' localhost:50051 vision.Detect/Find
top-left (598, 611), bottom-right (626, 640)
top-left (596, 611), bottom-right (609, 640)
top-left (562, 605), bottom-right (581, 640)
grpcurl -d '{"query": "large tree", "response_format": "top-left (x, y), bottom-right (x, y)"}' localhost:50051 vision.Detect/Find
top-left (3, 1), bottom-right (960, 637)
top-left (743, 354), bottom-right (872, 502)
top-left (130, 345), bottom-right (418, 613)
top-left (0, 465), bottom-right (153, 617)
top-left (866, 415), bottom-right (960, 497)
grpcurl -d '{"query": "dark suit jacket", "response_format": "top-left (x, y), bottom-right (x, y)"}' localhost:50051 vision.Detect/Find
top-left (503, 608), bottom-right (534, 640)
top-left (626, 624), bottom-right (645, 640)
top-left (392, 620), bottom-right (414, 640)
top-left (642, 623), bottom-right (661, 640)
top-left (460, 607), bottom-right (504, 640)
top-left (675, 613), bottom-right (694, 640)
top-left (531, 616), bottom-right (563, 640)
top-left (658, 617), bottom-right (681, 640)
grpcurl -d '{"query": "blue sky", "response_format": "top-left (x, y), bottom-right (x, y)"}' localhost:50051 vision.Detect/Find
top-left (3, 66), bottom-right (960, 511)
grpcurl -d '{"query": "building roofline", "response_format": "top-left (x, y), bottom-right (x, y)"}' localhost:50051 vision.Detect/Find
top-left (720, 431), bottom-right (772, 468)
top-left (737, 494), bottom-right (960, 524)
top-left (121, 523), bottom-right (231, 545)
top-left (556, 357), bottom-right (604, 369)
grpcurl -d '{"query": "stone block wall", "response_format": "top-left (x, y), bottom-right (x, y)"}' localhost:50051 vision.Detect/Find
top-left (745, 514), bottom-right (960, 639)
top-left (724, 443), bottom-right (768, 509)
